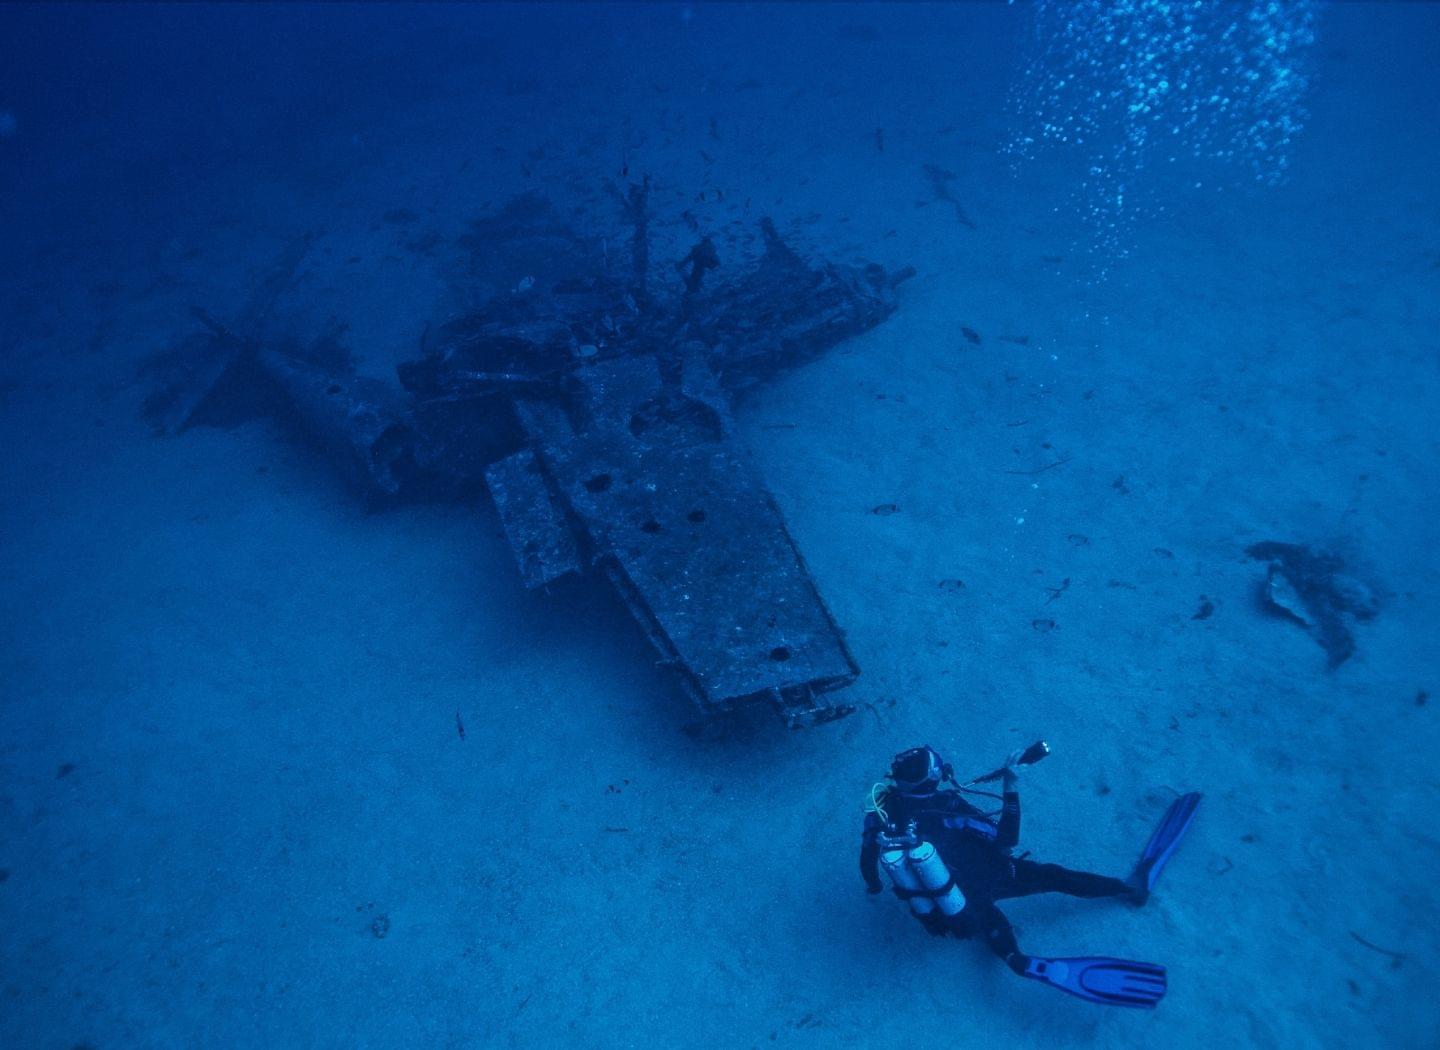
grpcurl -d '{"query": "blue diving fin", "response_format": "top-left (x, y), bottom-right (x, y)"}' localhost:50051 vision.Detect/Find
top-left (1022, 955), bottom-right (1167, 1008)
top-left (1128, 791), bottom-right (1203, 903)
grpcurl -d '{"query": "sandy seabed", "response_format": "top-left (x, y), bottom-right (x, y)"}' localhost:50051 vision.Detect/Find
top-left (2, 5), bottom-right (1436, 1048)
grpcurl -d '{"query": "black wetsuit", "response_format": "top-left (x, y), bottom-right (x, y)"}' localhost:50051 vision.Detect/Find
top-left (860, 784), bottom-right (1131, 971)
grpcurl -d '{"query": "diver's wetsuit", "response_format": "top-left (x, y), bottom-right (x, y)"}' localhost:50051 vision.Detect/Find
top-left (860, 784), bottom-right (1132, 971)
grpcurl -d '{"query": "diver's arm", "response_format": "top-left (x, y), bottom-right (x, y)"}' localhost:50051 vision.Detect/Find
top-left (860, 811), bottom-right (884, 894)
top-left (996, 787), bottom-right (1021, 849)
top-left (995, 753), bottom-right (1024, 850)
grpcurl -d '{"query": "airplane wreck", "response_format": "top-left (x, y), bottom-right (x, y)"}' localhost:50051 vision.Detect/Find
top-left (144, 189), bottom-right (912, 728)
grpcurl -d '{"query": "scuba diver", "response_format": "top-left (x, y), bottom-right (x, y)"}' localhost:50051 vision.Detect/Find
top-left (860, 743), bottom-right (1201, 1008)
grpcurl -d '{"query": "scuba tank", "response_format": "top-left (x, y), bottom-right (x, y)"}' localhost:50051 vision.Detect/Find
top-left (877, 821), bottom-right (967, 919)
top-left (906, 841), bottom-right (967, 917)
top-left (879, 844), bottom-right (932, 914)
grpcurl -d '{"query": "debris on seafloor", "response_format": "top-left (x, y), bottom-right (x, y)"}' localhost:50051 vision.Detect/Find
top-left (144, 188), bottom-right (913, 729)
top-left (1246, 541), bottom-right (1379, 668)
top-left (922, 164), bottom-right (977, 230)
top-left (676, 235), bottom-right (720, 295)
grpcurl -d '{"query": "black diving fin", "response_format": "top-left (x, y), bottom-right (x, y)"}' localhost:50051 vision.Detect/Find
top-left (1128, 791), bottom-right (1203, 904)
top-left (1022, 955), bottom-right (1167, 1008)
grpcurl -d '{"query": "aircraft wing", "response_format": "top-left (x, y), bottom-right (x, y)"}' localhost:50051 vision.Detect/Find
top-left (485, 350), bottom-right (858, 727)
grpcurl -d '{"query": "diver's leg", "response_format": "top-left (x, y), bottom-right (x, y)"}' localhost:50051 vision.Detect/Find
top-left (964, 900), bottom-right (1030, 976)
top-left (998, 859), bottom-right (1131, 900)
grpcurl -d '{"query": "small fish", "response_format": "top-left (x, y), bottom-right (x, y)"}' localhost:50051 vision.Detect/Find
top-left (455, 711), bottom-right (466, 740)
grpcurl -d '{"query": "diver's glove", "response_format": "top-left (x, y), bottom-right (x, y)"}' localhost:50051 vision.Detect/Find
top-left (1002, 748), bottom-right (1027, 790)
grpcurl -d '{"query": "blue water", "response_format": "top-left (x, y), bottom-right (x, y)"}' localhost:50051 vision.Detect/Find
top-left (2, 3), bottom-right (1437, 1046)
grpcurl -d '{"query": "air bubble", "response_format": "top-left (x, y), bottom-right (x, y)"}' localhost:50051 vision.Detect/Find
top-left (1005, 0), bottom-right (1317, 268)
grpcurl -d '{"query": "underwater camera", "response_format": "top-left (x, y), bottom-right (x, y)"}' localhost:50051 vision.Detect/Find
top-left (969, 740), bottom-right (1051, 785)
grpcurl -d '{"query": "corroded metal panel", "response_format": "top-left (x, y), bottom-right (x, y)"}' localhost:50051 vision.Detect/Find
top-left (484, 449), bottom-right (581, 589)
top-left (515, 354), bottom-right (857, 721)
